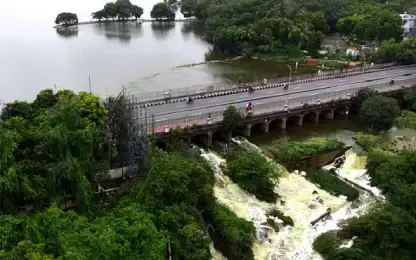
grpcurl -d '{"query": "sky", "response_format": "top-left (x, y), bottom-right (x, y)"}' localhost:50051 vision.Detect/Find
top-left (0, 0), bottom-right (168, 24)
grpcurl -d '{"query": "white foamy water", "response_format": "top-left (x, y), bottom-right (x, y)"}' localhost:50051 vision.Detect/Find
top-left (201, 139), bottom-right (379, 260)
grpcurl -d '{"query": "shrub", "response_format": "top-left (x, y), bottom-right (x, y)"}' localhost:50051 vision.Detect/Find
top-left (313, 231), bottom-right (338, 258)
top-left (395, 110), bottom-right (416, 130)
top-left (209, 204), bottom-right (255, 260)
top-left (306, 170), bottom-right (359, 201)
top-left (267, 209), bottom-right (294, 226)
top-left (353, 132), bottom-right (388, 152)
top-left (225, 147), bottom-right (279, 202)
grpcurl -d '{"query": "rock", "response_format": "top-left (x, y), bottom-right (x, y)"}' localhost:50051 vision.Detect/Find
top-left (300, 171), bottom-right (306, 176)
top-left (280, 200), bottom-right (286, 205)
top-left (351, 202), bottom-right (360, 209)
top-left (294, 170), bottom-right (299, 174)
top-left (318, 198), bottom-right (324, 204)
top-left (312, 190), bottom-right (318, 195)
top-left (308, 203), bottom-right (317, 209)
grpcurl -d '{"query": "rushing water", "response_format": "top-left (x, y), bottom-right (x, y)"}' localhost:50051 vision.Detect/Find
top-left (201, 135), bottom-right (382, 260)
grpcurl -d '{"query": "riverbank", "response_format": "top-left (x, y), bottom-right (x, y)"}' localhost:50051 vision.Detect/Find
top-left (53, 18), bottom-right (201, 28)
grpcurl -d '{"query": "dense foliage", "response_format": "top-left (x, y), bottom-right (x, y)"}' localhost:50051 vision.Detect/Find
top-left (0, 89), bottom-right (108, 214)
top-left (225, 147), bottom-right (279, 202)
top-left (267, 138), bottom-right (344, 170)
top-left (366, 38), bottom-right (416, 64)
top-left (223, 105), bottom-right (243, 131)
top-left (55, 13), bottom-right (78, 27)
top-left (395, 110), bottom-right (416, 129)
top-left (179, 0), bottom-right (415, 59)
top-left (151, 2), bottom-right (176, 21)
top-left (359, 96), bottom-right (400, 130)
top-left (92, 0), bottom-right (143, 21)
top-left (306, 170), bottom-right (359, 201)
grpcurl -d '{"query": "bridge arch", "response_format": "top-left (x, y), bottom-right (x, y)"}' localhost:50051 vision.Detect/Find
top-left (269, 118), bottom-right (287, 131)
top-left (287, 115), bottom-right (303, 127)
top-left (320, 109), bottom-right (335, 120)
top-left (251, 122), bottom-right (266, 136)
top-left (191, 133), bottom-right (212, 147)
top-left (303, 111), bottom-right (319, 123)
top-left (335, 106), bottom-right (349, 117)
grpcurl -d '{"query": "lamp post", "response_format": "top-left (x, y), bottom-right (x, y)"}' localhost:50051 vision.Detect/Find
top-left (287, 64), bottom-right (292, 82)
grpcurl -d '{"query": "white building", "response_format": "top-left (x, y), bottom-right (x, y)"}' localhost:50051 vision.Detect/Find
top-left (400, 13), bottom-right (416, 40)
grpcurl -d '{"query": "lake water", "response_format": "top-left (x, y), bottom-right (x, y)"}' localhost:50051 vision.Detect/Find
top-left (0, 0), bottom-right (315, 104)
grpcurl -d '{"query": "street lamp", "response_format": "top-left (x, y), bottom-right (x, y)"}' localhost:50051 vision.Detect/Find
top-left (286, 64), bottom-right (292, 82)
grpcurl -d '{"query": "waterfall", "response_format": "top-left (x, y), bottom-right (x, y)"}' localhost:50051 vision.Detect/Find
top-left (202, 138), bottom-right (378, 260)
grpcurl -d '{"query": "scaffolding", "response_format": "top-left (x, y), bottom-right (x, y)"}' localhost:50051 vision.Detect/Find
top-left (107, 87), bottom-right (154, 180)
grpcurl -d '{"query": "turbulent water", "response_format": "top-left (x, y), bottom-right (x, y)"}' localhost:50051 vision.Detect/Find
top-left (201, 139), bottom-right (382, 260)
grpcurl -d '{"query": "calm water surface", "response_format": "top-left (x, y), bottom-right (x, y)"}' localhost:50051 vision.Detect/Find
top-left (0, 0), bottom-right (315, 103)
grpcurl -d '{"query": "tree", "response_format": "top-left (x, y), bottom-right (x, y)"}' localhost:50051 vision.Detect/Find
top-left (92, 10), bottom-right (108, 22)
top-left (336, 14), bottom-right (368, 36)
top-left (131, 5), bottom-right (144, 20)
top-left (181, 0), bottom-right (197, 18)
top-left (151, 2), bottom-right (175, 20)
top-left (360, 96), bottom-right (400, 130)
top-left (223, 105), bottom-right (243, 131)
top-left (1, 101), bottom-right (33, 120)
top-left (115, 0), bottom-right (133, 20)
top-left (55, 12), bottom-right (78, 27)
top-left (104, 3), bottom-right (117, 20)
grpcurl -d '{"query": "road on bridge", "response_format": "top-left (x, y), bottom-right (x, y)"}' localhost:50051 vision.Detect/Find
top-left (147, 67), bottom-right (416, 123)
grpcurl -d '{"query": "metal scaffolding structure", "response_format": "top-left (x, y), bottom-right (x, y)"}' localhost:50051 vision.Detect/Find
top-left (107, 87), bottom-right (154, 180)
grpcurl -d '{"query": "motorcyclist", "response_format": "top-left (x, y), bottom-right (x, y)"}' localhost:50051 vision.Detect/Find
top-left (248, 86), bottom-right (254, 93)
top-left (284, 83), bottom-right (289, 90)
top-left (187, 96), bottom-right (193, 103)
top-left (390, 77), bottom-right (395, 85)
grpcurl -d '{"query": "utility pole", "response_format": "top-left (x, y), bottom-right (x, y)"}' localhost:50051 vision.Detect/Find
top-left (286, 64), bottom-right (292, 81)
top-left (89, 75), bottom-right (92, 93)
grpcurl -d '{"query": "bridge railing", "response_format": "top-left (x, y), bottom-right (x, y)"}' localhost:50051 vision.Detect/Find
top-left (152, 78), bottom-right (415, 133)
top-left (131, 62), bottom-right (401, 103)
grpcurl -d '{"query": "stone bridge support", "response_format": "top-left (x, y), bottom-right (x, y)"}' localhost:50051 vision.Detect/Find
top-left (321, 109), bottom-right (335, 120)
top-left (242, 124), bottom-right (252, 137)
top-left (264, 120), bottom-right (270, 133)
top-left (206, 130), bottom-right (213, 146)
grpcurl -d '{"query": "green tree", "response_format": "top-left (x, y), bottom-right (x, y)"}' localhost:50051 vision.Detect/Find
top-left (55, 13), bottom-right (78, 27)
top-left (336, 14), bottom-right (368, 36)
top-left (115, 0), bottom-right (132, 20)
top-left (181, 0), bottom-right (197, 18)
top-left (1, 101), bottom-right (33, 120)
top-left (225, 147), bottom-right (279, 202)
top-left (92, 10), bottom-right (108, 22)
top-left (151, 2), bottom-right (176, 20)
top-left (104, 3), bottom-right (118, 20)
top-left (223, 105), bottom-right (243, 131)
top-left (359, 96), bottom-right (400, 130)
top-left (131, 5), bottom-right (144, 20)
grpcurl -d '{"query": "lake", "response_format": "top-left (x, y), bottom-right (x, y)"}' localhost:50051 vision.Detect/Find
top-left (0, 0), bottom-right (314, 103)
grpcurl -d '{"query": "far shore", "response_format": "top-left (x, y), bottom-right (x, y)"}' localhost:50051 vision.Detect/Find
top-left (53, 18), bottom-right (201, 28)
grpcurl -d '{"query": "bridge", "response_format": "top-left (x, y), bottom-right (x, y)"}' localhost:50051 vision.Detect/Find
top-left (128, 64), bottom-right (416, 146)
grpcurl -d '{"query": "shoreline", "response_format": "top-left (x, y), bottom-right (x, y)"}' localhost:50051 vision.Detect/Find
top-left (53, 18), bottom-right (202, 28)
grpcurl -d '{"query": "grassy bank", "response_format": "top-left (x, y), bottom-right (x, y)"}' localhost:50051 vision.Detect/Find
top-left (267, 138), bottom-right (345, 170)
top-left (306, 170), bottom-right (359, 201)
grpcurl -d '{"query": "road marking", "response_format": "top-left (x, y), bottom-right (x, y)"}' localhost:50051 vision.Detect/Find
top-left (294, 87), bottom-right (301, 89)
top-left (237, 95), bottom-right (247, 98)
top-left (177, 105), bottom-right (187, 109)
top-left (190, 113), bottom-right (202, 116)
top-left (317, 82), bottom-right (326, 86)
top-left (208, 99), bottom-right (218, 103)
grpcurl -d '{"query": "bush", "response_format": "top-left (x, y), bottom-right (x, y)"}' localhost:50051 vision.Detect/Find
top-left (395, 110), bottom-right (416, 129)
top-left (267, 209), bottom-right (294, 226)
top-left (267, 138), bottom-right (344, 169)
top-left (353, 132), bottom-right (388, 152)
top-left (209, 204), bottom-right (255, 260)
top-left (306, 170), bottom-right (359, 201)
top-left (359, 96), bottom-right (400, 130)
top-left (313, 232), bottom-right (338, 258)
top-left (223, 106), bottom-right (243, 131)
top-left (225, 147), bottom-right (279, 202)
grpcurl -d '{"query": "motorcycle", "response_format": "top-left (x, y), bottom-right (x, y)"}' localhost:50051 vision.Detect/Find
top-left (248, 87), bottom-right (254, 93)
top-left (187, 97), bottom-right (193, 104)
top-left (284, 84), bottom-right (289, 90)
top-left (390, 79), bottom-right (395, 85)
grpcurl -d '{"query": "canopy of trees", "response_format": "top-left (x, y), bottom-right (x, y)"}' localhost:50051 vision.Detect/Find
top-left (223, 105), bottom-right (243, 131)
top-left (151, 2), bottom-right (176, 20)
top-left (55, 13), bottom-right (78, 27)
top-left (179, 0), bottom-right (414, 59)
top-left (92, 0), bottom-right (143, 21)
top-left (359, 96), bottom-right (401, 130)
top-left (0, 98), bottom-right (255, 259)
